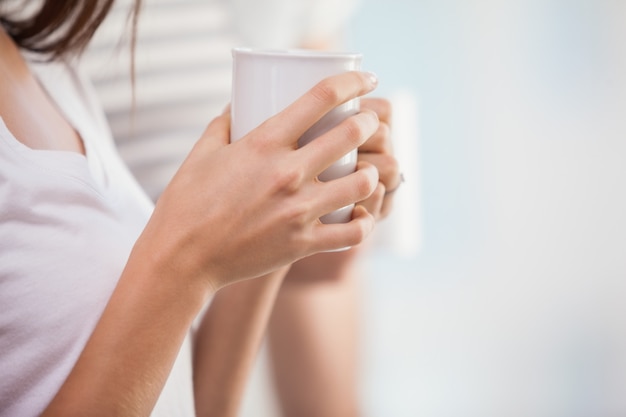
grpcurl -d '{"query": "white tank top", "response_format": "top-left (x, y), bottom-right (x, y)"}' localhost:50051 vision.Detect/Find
top-left (0, 57), bottom-right (195, 416)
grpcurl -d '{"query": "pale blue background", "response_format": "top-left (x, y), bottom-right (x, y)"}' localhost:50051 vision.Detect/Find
top-left (347, 1), bottom-right (626, 416)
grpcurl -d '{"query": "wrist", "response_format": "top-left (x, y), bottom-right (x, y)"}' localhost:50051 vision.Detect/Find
top-left (42, 231), bottom-right (216, 415)
top-left (133, 220), bottom-right (221, 297)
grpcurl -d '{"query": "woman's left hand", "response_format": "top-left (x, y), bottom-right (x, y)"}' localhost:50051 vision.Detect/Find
top-left (284, 97), bottom-right (402, 284)
top-left (356, 97), bottom-right (401, 220)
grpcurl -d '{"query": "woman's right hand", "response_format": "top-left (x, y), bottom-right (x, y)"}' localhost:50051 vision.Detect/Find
top-left (138, 71), bottom-right (381, 291)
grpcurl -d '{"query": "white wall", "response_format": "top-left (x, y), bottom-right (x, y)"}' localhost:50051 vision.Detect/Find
top-left (350, 1), bottom-right (626, 416)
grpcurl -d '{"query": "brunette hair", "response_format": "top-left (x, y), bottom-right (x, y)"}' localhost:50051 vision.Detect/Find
top-left (0, 0), bottom-right (141, 60)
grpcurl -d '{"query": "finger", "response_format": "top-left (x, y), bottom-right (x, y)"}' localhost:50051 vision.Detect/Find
top-left (360, 97), bottom-right (392, 125)
top-left (358, 121), bottom-right (392, 153)
top-left (262, 71), bottom-right (379, 146)
top-left (384, 170), bottom-right (405, 195)
top-left (296, 110), bottom-right (379, 178)
top-left (310, 205), bottom-right (375, 252)
top-left (197, 111), bottom-right (231, 152)
top-left (312, 161), bottom-right (379, 218)
top-left (357, 152), bottom-right (400, 190)
top-left (358, 182), bottom-right (385, 219)
top-left (379, 193), bottom-right (396, 219)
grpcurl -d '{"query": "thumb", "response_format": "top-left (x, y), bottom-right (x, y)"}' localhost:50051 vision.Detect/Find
top-left (197, 109), bottom-right (231, 152)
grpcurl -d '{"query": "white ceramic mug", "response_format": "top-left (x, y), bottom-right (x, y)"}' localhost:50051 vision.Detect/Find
top-left (230, 48), bottom-right (363, 224)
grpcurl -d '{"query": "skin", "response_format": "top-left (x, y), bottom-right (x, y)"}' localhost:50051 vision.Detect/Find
top-left (193, 268), bottom-right (289, 416)
top-left (191, 97), bottom-right (399, 417)
top-left (1, 25), bottom-right (384, 416)
top-left (183, 25), bottom-right (399, 416)
top-left (270, 34), bottom-right (399, 417)
top-left (268, 253), bottom-right (363, 417)
top-left (0, 31), bottom-right (85, 155)
top-left (188, 29), bottom-right (400, 417)
top-left (268, 98), bottom-right (398, 417)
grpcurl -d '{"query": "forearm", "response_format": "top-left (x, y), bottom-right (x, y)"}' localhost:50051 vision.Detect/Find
top-left (193, 267), bottom-right (289, 417)
top-left (39, 69), bottom-right (383, 416)
top-left (42, 244), bottom-right (212, 416)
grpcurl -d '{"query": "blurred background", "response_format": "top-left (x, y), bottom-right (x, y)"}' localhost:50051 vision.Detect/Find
top-left (85, 0), bottom-right (626, 415)
top-left (347, 1), bottom-right (626, 416)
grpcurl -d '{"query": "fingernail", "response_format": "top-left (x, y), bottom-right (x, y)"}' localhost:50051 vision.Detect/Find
top-left (365, 71), bottom-right (378, 87)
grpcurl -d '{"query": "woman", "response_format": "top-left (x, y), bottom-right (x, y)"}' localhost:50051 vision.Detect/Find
top-left (0, 1), bottom-right (398, 416)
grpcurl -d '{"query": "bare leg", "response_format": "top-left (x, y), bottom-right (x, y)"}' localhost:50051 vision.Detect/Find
top-left (268, 250), bottom-right (363, 417)
top-left (193, 267), bottom-right (288, 417)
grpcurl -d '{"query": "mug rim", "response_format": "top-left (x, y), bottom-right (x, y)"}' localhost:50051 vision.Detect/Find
top-left (232, 47), bottom-right (362, 60)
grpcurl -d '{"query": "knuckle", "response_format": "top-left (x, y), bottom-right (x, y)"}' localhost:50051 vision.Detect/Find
top-left (287, 206), bottom-right (309, 229)
top-left (355, 170), bottom-right (377, 199)
top-left (286, 220), bottom-right (315, 254)
top-left (282, 197), bottom-right (314, 229)
top-left (374, 182), bottom-right (386, 201)
top-left (297, 228), bottom-right (315, 252)
top-left (342, 118), bottom-right (367, 147)
top-left (272, 167), bottom-right (304, 194)
top-left (347, 220), bottom-right (369, 245)
top-left (378, 99), bottom-right (393, 122)
top-left (245, 128), bottom-right (273, 152)
top-left (311, 79), bottom-right (340, 105)
top-left (381, 154), bottom-right (400, 183)
top-left (378, 122), bottom-right (392, 143)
